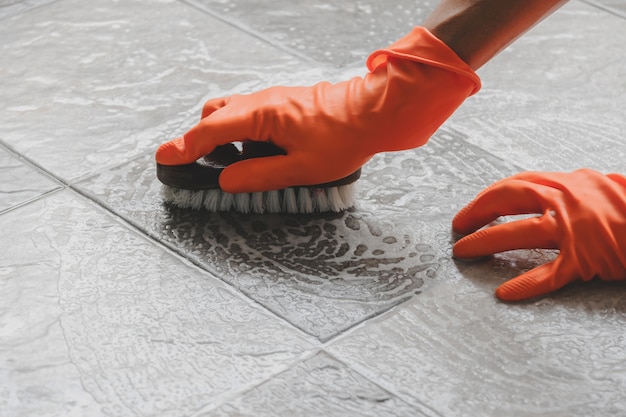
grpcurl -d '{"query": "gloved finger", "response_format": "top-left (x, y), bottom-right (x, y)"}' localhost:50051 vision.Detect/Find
top-left (201, 96), bottom-right (229, 119)
top-left (495, 256), bottom-right (577, 301)
top-left (509, 170), bottom-right (594, 189)
top-left (452, 179), bottom-right (553, 235)
top-left (156, 107), bottom-right (259, 166)
top-left (607, 173), bottom-right (626, 187)
top-left (219, 155), bottom-right (310, 193)
top-left (453, 214), bottom-right (559, 259)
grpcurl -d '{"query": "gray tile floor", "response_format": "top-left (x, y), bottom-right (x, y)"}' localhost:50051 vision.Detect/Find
top-left (1, 1), bottom-right (625, 416)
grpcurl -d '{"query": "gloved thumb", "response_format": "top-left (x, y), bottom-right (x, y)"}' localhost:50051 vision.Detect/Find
top-left (156, 101), bottom-right (257, 166)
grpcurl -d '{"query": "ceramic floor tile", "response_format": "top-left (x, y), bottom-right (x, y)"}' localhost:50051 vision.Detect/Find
top-left (202, 351), bottom-right (432, 417)
top-left (4, 0), bottom-right (625, 416)
top-left (0, 190), bottom-right (313, 417)
top-left (451, 1), bottom-right (626, 173)
top-left (75, 127), bottom-right (519, 341)
top-left (328, 254), bottom-right (626, 417)
top-left (0, 145), bottom-right (61, 213)
top-left (189, 0), bottom-right (436, 67)
top-left (584, 0), bottom-right (626, 17)
top-left (0, 0), bottom-right (56, 20)
top-left (0, 0), bottom-right (307, 183)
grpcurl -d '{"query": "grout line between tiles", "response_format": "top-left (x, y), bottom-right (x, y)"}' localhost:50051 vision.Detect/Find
top-left (0, 186), bottom-right (64, 216)
top-left (0, 140), bottom-right (67, 187)
top-left (0, 139), bottom-right (68, 215)
top-left (0, 0), bottom-right (61, 21)
top-left (323, 350), bottom-right (446, 417)
top-left (579, 0), bottom-right (626, 19)
top-left (66, 179), bottom-right (324, 347)
top-left (67, 150), bottom-right (430, 346)
top-left (187, 342), bottom-right (444, 416)
top-left (71, 175), bottom-right (432, 349)
top-left (188, 348), bottom-right (323, 416)
top-left (320, 295), bottom-right (415, 348)
top-left (178, 0), bottom-right (329, 68)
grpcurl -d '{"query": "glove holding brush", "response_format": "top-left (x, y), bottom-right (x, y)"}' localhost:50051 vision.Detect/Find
top-left (156, 0), bottom-right (568, 214)
top-left (156, 26), bottom-right (481, 213)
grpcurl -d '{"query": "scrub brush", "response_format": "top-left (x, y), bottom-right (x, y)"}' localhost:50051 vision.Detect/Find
top-left (156, 141), bottom-right (361, 214)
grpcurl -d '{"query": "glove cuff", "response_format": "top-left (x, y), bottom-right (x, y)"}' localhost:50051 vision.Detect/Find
top-left (367, 26), bottom-right (481, 96)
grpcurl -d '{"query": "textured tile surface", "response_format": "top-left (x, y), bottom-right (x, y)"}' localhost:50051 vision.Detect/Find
top-left (189, 0), bottom-right (437, 67)
top-left (2, 0), bottom-right (625, 416)
top-left (0, 0), bottom-right (305, 182)
top-left (584, 0), bottom-right (626, 17)
top-left (0, 146), bottom-right (61, 213)
top-left (76, 128), bottom-right (518, 341)
top-left (204, 352), bottom-right (431, 417)
top-left (452, 1), bottom-right (626, 173)
top-left (328, 257), bottom-right (626, 417)
top-left (0, 191), bottom-right (312, 417)
top-left (0, 0), bottom-right (56, 20)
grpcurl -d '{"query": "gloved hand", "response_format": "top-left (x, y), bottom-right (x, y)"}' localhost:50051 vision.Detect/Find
top-left (156, 27), bottom-right (480, 193)
top-left (452, 169), bottom-right (626, 301)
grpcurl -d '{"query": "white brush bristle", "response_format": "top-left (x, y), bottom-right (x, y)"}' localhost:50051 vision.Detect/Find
top-left (282, 188), bottom-right (298, 213)
top-left (297, 187), bottom-right (313, 213)
top-left (160, 184), bottom-right (357, 214)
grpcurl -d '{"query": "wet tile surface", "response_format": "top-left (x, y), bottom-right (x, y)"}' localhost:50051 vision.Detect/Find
top-left (0, 146), bottom-right (61, 213)
top-left (1, 0), bottom-right (626, 416)
top-left (190, 0), bottom-right (436, 67)
top-left (204, 352), bottom-right (429, 417)
top-left (0, 0), bottom-right (56, 20)
top-left (76, 128), bottom-right (518, 341)
top-left (328, 256), bottom-right (626, 416)
top-left (0, 191), bottom-right (312, 417)
top-left (585, 0), bottom-right (626, 17)
top-left (0, 0), bottom-right (305, 182)
top-left (452, 1), bottom-right (626, 173)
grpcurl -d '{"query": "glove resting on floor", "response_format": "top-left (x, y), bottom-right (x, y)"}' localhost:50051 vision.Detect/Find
top-left (156, 27), bottom-right (480, 193)
top-left (452, 169), bottom-right (626, 301)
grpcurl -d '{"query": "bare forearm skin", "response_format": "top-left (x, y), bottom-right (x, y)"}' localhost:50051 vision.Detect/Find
top-left (423, 0), bottom-right (569, 70)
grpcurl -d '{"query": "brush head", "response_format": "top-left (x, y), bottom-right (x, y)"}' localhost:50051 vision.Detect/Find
top-left (156, 141), bottom-right (361, 214)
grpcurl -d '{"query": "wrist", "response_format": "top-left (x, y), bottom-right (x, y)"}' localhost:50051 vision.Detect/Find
top-left (422, 0), bottom-right (568, 70)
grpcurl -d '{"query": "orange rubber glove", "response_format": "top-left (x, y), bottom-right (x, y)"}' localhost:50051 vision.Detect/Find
top-left (156, 27), bottom-right (480, 193)
top-left (452, 169), bottom-right (626, 301)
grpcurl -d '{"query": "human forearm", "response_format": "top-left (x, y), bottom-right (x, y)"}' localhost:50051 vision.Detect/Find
top-left (423, 0), bottom-right (568, 69)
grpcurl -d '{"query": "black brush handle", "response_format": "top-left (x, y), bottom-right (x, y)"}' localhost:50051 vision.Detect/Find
top-left (156, 141), bottom-right (360, 190)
